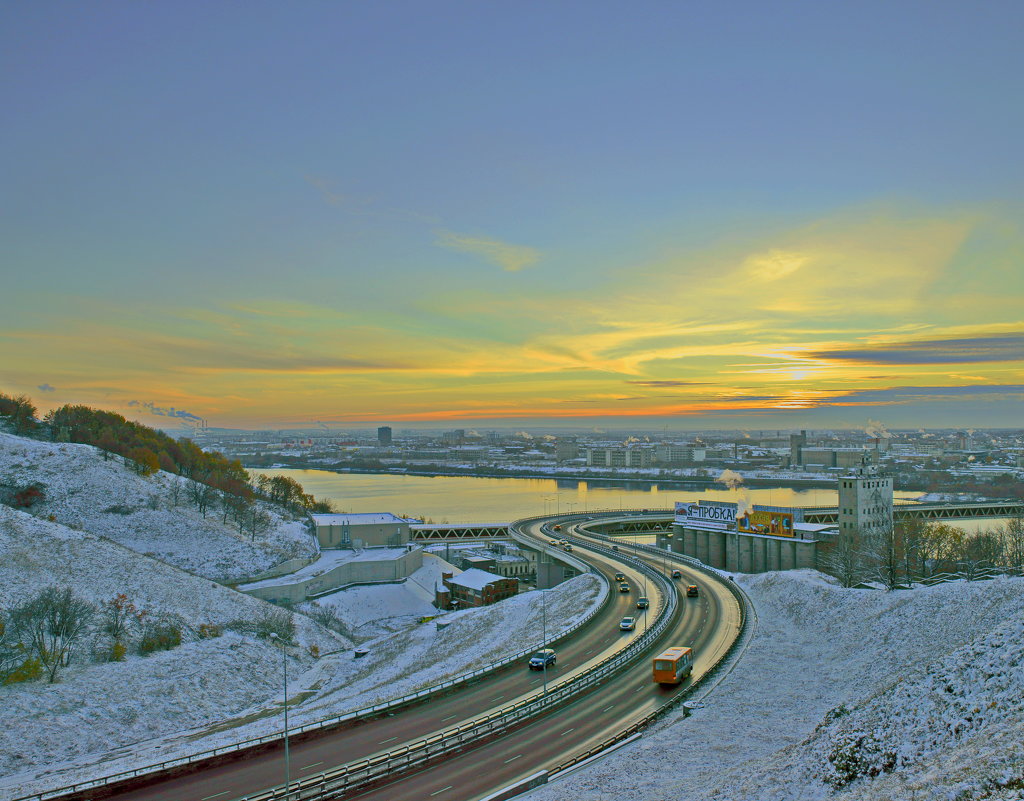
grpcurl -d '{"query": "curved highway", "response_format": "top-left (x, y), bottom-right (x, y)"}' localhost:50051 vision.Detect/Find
top-left (88, 516), bottom-right (741, 801)
top-left (348, 517), bottom-right (741, 801)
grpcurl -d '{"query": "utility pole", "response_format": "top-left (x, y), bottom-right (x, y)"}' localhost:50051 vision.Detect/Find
top-left (269, 633), bottom-right (290, 791)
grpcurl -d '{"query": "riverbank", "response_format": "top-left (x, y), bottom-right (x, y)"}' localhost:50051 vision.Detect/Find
top-left (244, 461), bottom-right (841, 491)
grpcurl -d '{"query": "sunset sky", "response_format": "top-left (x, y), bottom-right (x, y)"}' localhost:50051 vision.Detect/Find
top-left (2, 2), bottom-right (1022, 431)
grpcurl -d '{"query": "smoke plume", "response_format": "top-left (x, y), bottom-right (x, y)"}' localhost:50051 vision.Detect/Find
top-left (128, 400), bottom-right (203, 422)
top-left (864, 419), bottom-right (892, 439)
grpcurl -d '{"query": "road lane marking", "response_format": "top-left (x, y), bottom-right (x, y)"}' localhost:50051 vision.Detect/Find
top-left (603, 704), bottom-right (615, 712)
top-left (635, 685), bottom-right (645, 693)
top-left (430, 786), bottom-right (454, 796)
top-left (380, 736), bottom-right (397, 744)
top-left (491, 695), bottom-right (505, 702)
top-left (441, 714), bottom-right (458, 721)
top-left (201, 793), bottom-right (228, 800)
top-left (300, 761), bottom-right (324, 771)
top-left (505, 754), bottom-right (523, 763)
top-left (560, 728), bottom-right (575, 736)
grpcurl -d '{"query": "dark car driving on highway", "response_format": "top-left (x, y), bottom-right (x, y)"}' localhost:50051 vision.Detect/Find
top-left (528, 649), bottom-right (556, 669)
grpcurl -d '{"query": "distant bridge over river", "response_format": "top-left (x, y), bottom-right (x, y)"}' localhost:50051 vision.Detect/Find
top-left (409, 501), bottom-right (1022, 541)
top-left (800, 500), bottom-right (1023, 525)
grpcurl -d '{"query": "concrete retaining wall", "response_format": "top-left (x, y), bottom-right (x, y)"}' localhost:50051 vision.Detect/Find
top-left (242, 548), bottom-right (424, 604)
top-left (662, 525), bottom-right (817, 573)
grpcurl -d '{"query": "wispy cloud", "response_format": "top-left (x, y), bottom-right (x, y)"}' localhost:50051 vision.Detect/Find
top-left (436, 231), bottom-right (541, 272)
top-left (626, 380), bottom-right (712, 387)
top-left (810, 335), bottom-right (1024, 365)
top-left (831, 384), bottom-right (1024, 403)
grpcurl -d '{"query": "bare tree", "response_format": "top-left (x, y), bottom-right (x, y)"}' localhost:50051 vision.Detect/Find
top-left (960, 529), bottom-right (1003, 579)
top-left (999, 514), bottom-right (1024, 573)
top-left (0, 612), bottom-right (28, 681)
top-left (864, 525), bottom-right (902, 590)
top-left (247, 506), bottom-right (273, 543)
top-left (897, 518), bottom-right (928, 583)
top-left (9, 587), bottom-right (95, 683)
top-left (186, 477), bottom-right (216, 518)
top-left (168, 478), bottom-right (183, 508)
top-left (819, 528), bottom-right (866, 588)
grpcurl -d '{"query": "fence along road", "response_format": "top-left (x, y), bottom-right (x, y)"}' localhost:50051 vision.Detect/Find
top-left (63, 522), bottom-right (660, 801)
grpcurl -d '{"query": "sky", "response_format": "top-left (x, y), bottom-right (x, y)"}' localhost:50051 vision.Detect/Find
top-left (2, 1), bottom-right (1023, 432)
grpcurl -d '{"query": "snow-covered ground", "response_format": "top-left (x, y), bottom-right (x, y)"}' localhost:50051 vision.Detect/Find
top-left (0, 432), bottom-right (316, 582)
top-left (6, 431), bottom-right (1024, 801)
top-left (0, 500), bottom-right (603, 801)
top-left (0, 503), bottom-right (345, 796)
top-left (526, 570), bottom-right (1024, 801)
top-left (298, 553), bottom-right (460, 640)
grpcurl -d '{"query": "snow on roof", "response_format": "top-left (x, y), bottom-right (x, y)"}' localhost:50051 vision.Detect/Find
top-left (311, 512), bottom-right (406, 525)
top-left (447, 567), bottom-right (509, 590)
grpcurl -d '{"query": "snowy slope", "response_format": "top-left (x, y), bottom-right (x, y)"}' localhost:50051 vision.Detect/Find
top-left (0, 504), bottom-right (346, 793)
top-left (0, 500), bottom-right (603, 800)
top-left (525, 570), bottom-right (1024, 801)
top-left (0, 432), bottom-right (316, 581)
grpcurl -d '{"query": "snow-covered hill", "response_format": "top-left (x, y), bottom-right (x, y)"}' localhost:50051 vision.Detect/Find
top-left (526, 570), bottom-right (1024, 801)
top-left (0, 503), bottom-right (345, 792)
top-left (0, 499), bottom-right (604, 801)
top-left (0, 432), bottom-right (316, 581)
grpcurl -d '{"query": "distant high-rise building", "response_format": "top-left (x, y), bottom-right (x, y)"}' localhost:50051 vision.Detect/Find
top-left (377, 426), bottom-right (393, 446)
top-left (441, 429), bottom-right (466, 445)
top-left (555, 437), bottom-right (579, 462)
top-left (790, 430), bottom-right (807, 466)
top-left (586, 447), bottom-right (652, 468)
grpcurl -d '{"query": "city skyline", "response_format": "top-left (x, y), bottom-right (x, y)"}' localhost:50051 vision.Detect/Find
top-left (3, 2), bottom-right (1023, 431)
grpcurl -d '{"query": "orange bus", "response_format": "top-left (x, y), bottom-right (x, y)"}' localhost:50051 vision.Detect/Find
top-left (652, 646), bottom-right (693, 685)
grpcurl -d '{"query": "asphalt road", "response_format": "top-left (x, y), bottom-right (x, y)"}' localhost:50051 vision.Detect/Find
top-left (101, 522), bottom-right (695, 801)
top-left (346, 521), bottom-right (741, 801)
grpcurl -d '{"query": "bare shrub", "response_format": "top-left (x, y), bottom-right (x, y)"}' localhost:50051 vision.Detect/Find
top-left (9, 587), bottom-right (95, 683)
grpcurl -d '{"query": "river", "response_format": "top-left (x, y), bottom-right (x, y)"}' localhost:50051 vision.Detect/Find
top-left (252, 468), bottom-right (931, 524)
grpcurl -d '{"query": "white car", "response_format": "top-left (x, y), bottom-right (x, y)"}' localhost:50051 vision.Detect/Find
top-left (619, 616), bottom-right (636, 631)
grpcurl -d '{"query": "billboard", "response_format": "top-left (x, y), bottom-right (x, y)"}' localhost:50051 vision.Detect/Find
top-left (675, 501), bottom-right (737, 530)
top-left (737, 509), bottom-right (794, 537)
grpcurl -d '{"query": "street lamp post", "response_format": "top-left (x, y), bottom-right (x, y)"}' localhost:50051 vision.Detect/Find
top-left (541, 587), bottom-right (548, 694)
top-left (269, 632), bottom-right (290, 792)
top-left (664, 531), bottom-right (674, 575)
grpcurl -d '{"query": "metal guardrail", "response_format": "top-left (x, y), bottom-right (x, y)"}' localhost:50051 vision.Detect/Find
top-left (223, 528), bottom-right (677, 800)
top-left (543, 523), bottom-right (751, 779)
top-left (15, 524), bottom-right (614, 801)
top-left (918, 566), bottom-right (1023, 585)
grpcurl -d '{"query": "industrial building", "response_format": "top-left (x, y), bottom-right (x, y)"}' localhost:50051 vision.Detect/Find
top-left (586, 447), bottom-right (653, 468)
top-left (311, 512), bottom-right (414, 549)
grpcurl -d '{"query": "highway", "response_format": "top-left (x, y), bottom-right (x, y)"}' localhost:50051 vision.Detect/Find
top-left (85, 517), bottom-right (741, 801)
top-left (349, 519), bottom-right (741, 801)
